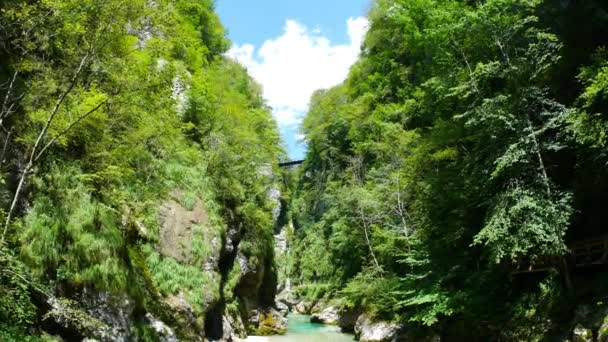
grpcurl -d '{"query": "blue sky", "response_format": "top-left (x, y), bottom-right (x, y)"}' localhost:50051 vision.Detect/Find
top-left (216, 0), bottom-right (370, 160)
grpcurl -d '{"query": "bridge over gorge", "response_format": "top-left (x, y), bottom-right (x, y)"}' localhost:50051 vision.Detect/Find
top-left (278, 160), bottom-right (304, 168)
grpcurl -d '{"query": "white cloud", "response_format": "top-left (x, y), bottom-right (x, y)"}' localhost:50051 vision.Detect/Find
top-left (227, 17), bottom-right (369, 128)
top-left (273, 107), bottom-right (300, 127)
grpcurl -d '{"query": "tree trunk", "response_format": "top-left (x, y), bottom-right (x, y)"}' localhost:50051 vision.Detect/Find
top-left (525, 112), bottom-right (552, 197)
top-left (359, 208), bottom-right (382, 273)
top-left (1, 54), bottom-right (89, 242)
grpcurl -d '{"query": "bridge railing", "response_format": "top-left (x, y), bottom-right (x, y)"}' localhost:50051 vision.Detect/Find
top-left (512, 236), bottom-right (608, 274)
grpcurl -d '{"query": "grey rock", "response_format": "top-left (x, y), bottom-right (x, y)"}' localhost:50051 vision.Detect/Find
top-left (45, 290), bottom-right (133, 341)
top-left (275, 280), bottom-right (297, 310)
top-left (80, 291), bottom-right (133, 341)
top-left (248, 308), bottom-right (287, 335)
top-left (163, 293), bottom-right (204, 340)
top-left (310, 306), bottom-right (340, 325)
top-left (222, 312), bottom-right (247, 341)
top-left (276, 302), bottom-right (289, 317)
top-left (146, 314), bottom-right (178, 342)
top-left (274, 228), bottom-right (288, 255)
top-left (235, 251), bottom-right (265, 299)
top-left (294, 301), bottom-right (312, 314)
top-left (355, 314), bottom-right (403, 342)
top-left (171, 76), bottom-right (189, 115)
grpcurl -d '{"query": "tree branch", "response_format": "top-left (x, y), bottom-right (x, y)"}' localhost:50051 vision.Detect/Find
top-left (2, 52), bottom-right (90, 242)
top-left (358, 206), bottom-right (382, 274)
top-left (35, 97), bottom-right (109, 162)
top-left (0, 70), bottom-right (19, 128)
top-left (0, 129), bottom-right (12, 167)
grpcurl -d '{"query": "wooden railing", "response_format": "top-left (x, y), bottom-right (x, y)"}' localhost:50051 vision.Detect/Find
top-left (512, 236), bottom-right (608, 275)
top-left (570, 236), bottom-right (608, 268)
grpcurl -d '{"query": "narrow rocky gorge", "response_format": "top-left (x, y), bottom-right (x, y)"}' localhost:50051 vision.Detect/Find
top-left (30, 185), bottom-right (287, 341)
top-left (3, 0), bottom-right (608, 341)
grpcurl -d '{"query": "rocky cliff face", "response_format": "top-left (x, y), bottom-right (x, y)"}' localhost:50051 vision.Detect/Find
top-left (36, 185), bottom-right (283, 342)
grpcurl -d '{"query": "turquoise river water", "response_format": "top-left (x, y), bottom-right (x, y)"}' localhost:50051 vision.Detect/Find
top-left (245, 314), bottom-right (354, 342)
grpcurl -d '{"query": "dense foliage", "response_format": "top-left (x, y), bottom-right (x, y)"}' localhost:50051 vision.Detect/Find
top-left (3, 0), bottom-right (608, 340)
top-left (289, 0), bottom-right (608, 339)
top-left (0, 0), bottom-right (283, 339)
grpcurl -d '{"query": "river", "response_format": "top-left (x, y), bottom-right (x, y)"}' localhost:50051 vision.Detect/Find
top-left (245, 313), bottom-right (354, 342)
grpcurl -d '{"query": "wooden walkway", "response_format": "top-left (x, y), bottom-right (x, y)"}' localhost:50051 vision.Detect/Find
top-left (512, 236), bottom-right (608, 275)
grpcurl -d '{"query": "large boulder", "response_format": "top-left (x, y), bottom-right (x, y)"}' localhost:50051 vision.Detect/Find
top-left (275, 280), bottom-right (297, 310)
top-left (311, 306), bottom-right (340, 325)
top-left (248, 309), bottom-right (287, 336)
top-left (355, 314), bottom-right (404, 342)
top-left (276, 302), bottom-right (289, 317)
top-left (294, 301), bottom-right (313, 314)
